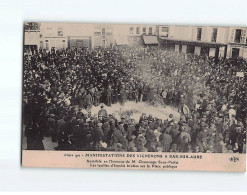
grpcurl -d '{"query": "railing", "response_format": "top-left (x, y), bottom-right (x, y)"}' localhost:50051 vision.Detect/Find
top-left (24, 25), bottom-right (40, 31)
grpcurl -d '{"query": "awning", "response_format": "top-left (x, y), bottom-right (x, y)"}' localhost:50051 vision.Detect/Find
top-left (143, 35), bottom-right (159, 45)
top-left (114, 36), bottom-right (129, 46)
top-left (159, 38), bottom-right (227, 47)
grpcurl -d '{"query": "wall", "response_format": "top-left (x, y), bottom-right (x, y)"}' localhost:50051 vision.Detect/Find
top-left (92, 36), bottom-right (102, 48)
top-left (42, 37), bottom-right (67, 50)
top-left (166, 25), bottom-right (229, 44)
top-left (24, 31), bottom-right (40, 47)
top-left (105, 35), bottom-right (114, 47)
top-left (128, 36), bottom-right (142, 47)
top-left (168, 25), bottom-right (193, 41)
top-left (217, 27), bottom-right (229, 44)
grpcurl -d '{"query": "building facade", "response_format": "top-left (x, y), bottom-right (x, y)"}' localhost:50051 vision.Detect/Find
top-left (112, 24), bottom-right (158, 47)
top-left (226, 27), bottom-right (247, 59)
top-left (39, 23), bottom-right (68, 50)
top-left (157, 25), bottom-right (229, 58)
top-left (127, 24), bottom-right (157, 46)
top-left (38, 23), bottom-right (94, 50)
top-left (24, 22), bottom-right (41, 51)
top-left (24, 23), bottom-right (247, 59)
top-left (91, 25), bottom-right (114, 48)
top-left (65, 23), bottom-right (93, 49)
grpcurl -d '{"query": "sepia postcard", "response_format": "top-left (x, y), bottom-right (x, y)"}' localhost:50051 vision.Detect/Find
top-left (22, 22), bottom-right (246, 172)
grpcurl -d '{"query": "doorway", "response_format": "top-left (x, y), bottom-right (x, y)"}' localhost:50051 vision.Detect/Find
top-left (187, 45), bottom-right (195, 54)
top-left (232, 48), bottom-right (240, 58)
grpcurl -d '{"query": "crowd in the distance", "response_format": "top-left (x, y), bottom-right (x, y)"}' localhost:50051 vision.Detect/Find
top-left (23, 45), bottom-right (247, 153)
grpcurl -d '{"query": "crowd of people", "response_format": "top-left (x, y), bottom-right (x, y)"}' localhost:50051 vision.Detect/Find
top-left (23, 45), bottom-right (247, 153)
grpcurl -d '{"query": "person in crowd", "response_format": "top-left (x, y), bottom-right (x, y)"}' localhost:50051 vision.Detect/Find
top-left (160, 130), bottom-right (173, 152)
top-left (23, 46), bottom-right (247, 153)
top-left (106, 85), bottom-right (112, 106)
top-left (94, 88), bottom-right (101, 107)
top-left (98, 105), bottom-right (108, 118)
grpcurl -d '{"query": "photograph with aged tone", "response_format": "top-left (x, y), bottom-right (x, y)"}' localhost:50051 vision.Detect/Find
top-left (22, 22), bottom-right (247, 171)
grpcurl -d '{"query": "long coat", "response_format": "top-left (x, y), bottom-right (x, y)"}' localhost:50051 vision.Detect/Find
top-left (160, 133), bottom-right (172, 152)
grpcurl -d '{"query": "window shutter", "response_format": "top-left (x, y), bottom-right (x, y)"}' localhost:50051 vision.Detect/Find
top-left (216, 28), bottom-right (220, 43)
top-left (241, 29), bottom-right (246, 43)
top-left (210, 28), bottom-right (213, 42)
top-left (230, 29), bottom-right (235, 42)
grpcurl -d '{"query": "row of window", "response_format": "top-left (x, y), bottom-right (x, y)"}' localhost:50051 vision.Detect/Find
top-left (94, 32), bottom-right (113, 36)
top-left (45, 26), bottom-right (247, 44)
top-left (196, 28), bottom-right (247, 43)
top-left (44, 40), bottom-right (66, 42)
top-left (129, 27), bottom-right (153, 35)
top-left (47, 27), bottom-right (115, 37)
top-left (24, 22), bottom-right (40, 30)
top-left (46, 27), bottom-right (64, 37)
top-left (161, 27), bottom-right (169, 33)
top-left (94, 28), bottom-right (113, 36)
top-left (196, 27), bottom-right (218, 42)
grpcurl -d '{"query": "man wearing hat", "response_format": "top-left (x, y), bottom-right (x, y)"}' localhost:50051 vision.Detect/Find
top-left (178, 94), bottom-right (186, 113)
top-left (138, 83), bottom-right (144, 102)
top-left (169, 123), bottom-right (180, 144)
top-left (94, 123), bottom-right (104, 150)
top-left (102, 121), bottom-right (111, 143)
top-left (160, 130), bottom-right (172, 152)
top-left (113, 86), bottom-right (119, 104)
top-left (85, 92), bottom-right (93, 112)
top-left (94, 88), bottom-right (101, 107)
top-left (48, 114), bottom-right (57, 142)
top-left (106, 85), bottom-right (112, 107)
top-left (128, 135), bottom-right (136, 151)
top-left (110, 126), bottom-right (123, 148)
top-left (98, 105), bottom-right (108, 118)
top-left (228, 105), bottom-right (236, 123)
top-left (120, 86), bottom-right (127, 105)
top-left (57, 114), bottom-right (66, 134)
top-left (139, 113), bottom-right (146, 123)
top-left (77, 92), bottom-right (85, 109)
